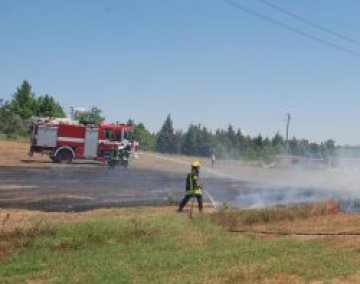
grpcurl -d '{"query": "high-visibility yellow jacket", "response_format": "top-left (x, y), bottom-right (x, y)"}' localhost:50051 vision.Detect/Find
top-left (185, 173), bottom-right (203, 196)
top-left (111, 148), bottom-right (119, 160)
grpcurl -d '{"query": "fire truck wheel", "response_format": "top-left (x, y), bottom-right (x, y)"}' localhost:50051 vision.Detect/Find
top-left (49, 154), bottom-right (59, 163)
top-left (56, 149), bottom-right (74, 164)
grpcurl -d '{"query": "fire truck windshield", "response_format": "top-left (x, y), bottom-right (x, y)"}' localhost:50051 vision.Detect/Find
top-left (124, 130), bottom-right (135, 141)
top-left (103, 127), bottom-right (132, 142)
top-left (104, 129), bottom-right (113, 139)
top-left (115, 130), bottom-right (122, 141)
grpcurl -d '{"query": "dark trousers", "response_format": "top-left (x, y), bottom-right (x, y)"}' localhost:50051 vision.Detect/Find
top-left (108, 158), bottom-right (118, 169)
top-left (178, 194), bottom-right (203, 212)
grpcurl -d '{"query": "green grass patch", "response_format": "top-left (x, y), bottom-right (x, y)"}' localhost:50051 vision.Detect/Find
top-left (0, 209), bottom-right (359, 283)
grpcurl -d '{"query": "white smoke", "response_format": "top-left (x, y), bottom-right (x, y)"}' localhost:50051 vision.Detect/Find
top-left (141, 152), bottom-right (360, 209)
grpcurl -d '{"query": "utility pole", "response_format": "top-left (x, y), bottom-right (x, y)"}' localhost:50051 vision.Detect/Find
top-left (69, 106), bottom-right (74, 119)
top-left (69, 106), bottom-right (85, 120)
top-left (286, 113), bottom-right (291, 154)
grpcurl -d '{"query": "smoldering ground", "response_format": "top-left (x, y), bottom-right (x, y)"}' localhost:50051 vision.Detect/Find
top-left (202, 158), bottom-right (360, 209)
top-left (144, 152), bottom-right (360, 210)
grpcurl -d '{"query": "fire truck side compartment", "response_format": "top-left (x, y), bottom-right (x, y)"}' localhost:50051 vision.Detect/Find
top-left (84, 128), bottom-right (99, 157)
top-left (37, 126), bottom-right (58, 147)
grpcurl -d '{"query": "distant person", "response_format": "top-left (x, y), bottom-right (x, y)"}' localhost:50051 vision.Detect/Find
top-left (132, 139), bottom-right (139, 159)
top-left (211, 154), bottom-right (216, 169)
top-left (178, 160), bottom-right (203, 212)
top-left (134, 140), bottom-right (139, 151)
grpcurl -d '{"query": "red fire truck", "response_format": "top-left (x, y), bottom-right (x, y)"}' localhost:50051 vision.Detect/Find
top-left (29, 118), bottom-right (133, 164)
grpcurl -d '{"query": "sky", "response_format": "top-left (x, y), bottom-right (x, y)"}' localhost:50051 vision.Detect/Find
top-left (1, 0), bottom-right (360, 145)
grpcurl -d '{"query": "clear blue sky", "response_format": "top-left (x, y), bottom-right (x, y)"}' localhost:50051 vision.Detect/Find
top-left (1, 0), bottom-right (360, 145)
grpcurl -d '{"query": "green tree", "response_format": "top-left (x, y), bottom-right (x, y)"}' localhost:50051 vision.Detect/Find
top-left (182, 124), bottom-right (198, 155)
top-left (181, 124), bottom-right (212, 157)
top-left (173, 130), bottom-right (183, 154)
top-left (308, 142), bottom-right (320, 158)
top-left (132, 122), bottom-right (156, 151)
top-left (235, 129), bottom-right (247, 156)
top-left (289, 137), bottom-right (302, 156)
top-left (36, 94), bottom-right (65, 117)
top-left (253, 134), bottom-right (263, 148)
top-left (0, 102), bottom-right (9, 133)
top-left (324, 139), bottom-right (336, 157)
top-left (245, 147), bottom-right (257, 160)
top-left (75, 106), bottom-right (105, 124)
top-left (227, 124), bottom-right (236, 146)
top-left (214, 142), bottom-right (226, 158)
top-left (215, 129), bottom-right (231, 155)
top-left (272, 132), bottom-right (284, 147)
top-left (272, 132), bottom-right (285, 155)
top-left (0, 102), bottom-right (27, 138)
top-left (10, 80), bottom-right (37, 119)
top-left (156, 114), bottom-right (177, 153)
top-left (126, 119), bottom-right (134, 127)
top-left (318, 139), bottom-right (336, 160)
top-left (261, 145), bottom-right (275, 164)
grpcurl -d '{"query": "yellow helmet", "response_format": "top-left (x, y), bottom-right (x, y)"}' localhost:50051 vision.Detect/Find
top-left (191, 160), bottom-right (201, 168)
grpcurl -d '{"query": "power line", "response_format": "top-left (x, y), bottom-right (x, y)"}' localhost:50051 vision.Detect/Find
top-left (222, 0), bottom-right (360, 58)
top-left (259, 0), bottom-right (360, 47)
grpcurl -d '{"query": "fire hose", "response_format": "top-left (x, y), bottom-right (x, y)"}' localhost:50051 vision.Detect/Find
top-left (229, 229), bottom-right (360, 236)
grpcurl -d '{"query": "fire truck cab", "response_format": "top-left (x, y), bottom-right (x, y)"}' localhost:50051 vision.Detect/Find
top-left (29, 118), bottom-right (133, 164)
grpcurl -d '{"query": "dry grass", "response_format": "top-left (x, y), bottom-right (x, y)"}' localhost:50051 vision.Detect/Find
top-left (0, 211), bottom-right (56, 261)
top-left (211, 203), bottom-right (336, 230)
top-left (210, 203), bottom-right (360, 245)
top-left (0, 140), bottom-right (50, 166)
top-left (1, 205), bottom-right (359, 239)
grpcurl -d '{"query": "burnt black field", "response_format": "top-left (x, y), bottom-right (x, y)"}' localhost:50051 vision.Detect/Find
top-left (0, 164), bottom-right (343, 212)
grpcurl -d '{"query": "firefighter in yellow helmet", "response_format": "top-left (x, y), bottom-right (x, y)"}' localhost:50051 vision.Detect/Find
top-left (177, 160), bottom-right (203, 212)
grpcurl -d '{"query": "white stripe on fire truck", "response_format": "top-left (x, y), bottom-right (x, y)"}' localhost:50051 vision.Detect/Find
top-left (57, 138), bottom-right (116, 144)
top-left (57, 137), bottom-right (85, 143)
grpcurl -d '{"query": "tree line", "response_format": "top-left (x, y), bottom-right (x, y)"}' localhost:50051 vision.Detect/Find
top-left (0, 81), bottom-right (106, 139)
top-left (1, 81), bottom-right (336, 162)
top-left (0, 81), bottom-right (65, 138)
top-left (150, 114), bottom-right (336, 162)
